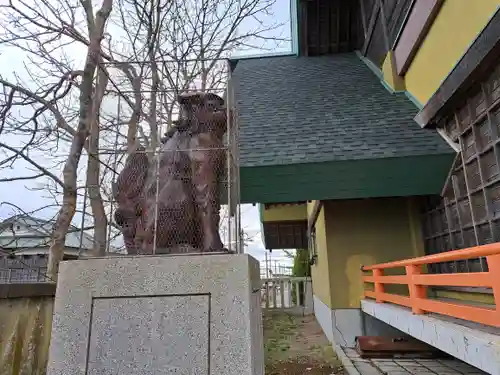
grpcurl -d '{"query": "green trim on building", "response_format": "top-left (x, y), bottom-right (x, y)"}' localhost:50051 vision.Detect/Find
top-left (241, 153), bottom-right (455, 204)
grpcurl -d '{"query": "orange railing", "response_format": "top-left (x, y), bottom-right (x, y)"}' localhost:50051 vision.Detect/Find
top-left (362, 243), bottom-right (500, 327)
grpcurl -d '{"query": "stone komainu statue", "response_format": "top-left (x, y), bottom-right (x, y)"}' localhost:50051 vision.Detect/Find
top-left (113, 92), bottom-right (229, 254)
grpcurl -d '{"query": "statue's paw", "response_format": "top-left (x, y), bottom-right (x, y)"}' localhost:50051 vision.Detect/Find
top-left (204, 246), bottom-right (234, 254)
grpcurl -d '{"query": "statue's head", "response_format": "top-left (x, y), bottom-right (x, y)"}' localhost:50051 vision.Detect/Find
top-left (161, 92), bottom-right (228, 143)
top-left (177, 92), bottom-right (227, 134)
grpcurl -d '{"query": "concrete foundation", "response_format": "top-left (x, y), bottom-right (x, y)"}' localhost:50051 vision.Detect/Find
top-left (313, 295), bottom-right (412, 348)
top-left (361, 299), bottom-right (499, 375)
top-left (46, 253), bottom-right (264, 375)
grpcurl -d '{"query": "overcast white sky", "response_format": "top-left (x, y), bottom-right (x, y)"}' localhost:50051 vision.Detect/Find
top-left (0, 0), bottom-right (295, 267)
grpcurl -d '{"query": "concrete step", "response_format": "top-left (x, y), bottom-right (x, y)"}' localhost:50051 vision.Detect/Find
top-left (337, 345), bottom-right (486, 375)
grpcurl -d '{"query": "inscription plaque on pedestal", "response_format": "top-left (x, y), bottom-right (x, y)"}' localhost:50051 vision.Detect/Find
top-left (89, 295), bottom-right (209, 375)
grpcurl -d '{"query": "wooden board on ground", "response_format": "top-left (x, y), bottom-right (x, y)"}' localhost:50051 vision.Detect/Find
top-left (355, 336), bottom-right (444, 359)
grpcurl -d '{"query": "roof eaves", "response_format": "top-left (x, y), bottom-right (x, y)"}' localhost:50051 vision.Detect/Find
top-left (0, 215), bottom-right (49, 237)
top-left (415, 9), bottom-right (500, 128)
top-left (229, 51), bottom-right (297, 72)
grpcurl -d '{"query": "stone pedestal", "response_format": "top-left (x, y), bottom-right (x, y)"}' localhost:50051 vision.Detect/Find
top-left (46, 254), bottom-right (264, 375)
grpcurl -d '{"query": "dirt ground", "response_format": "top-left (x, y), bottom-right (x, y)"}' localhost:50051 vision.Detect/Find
top-left (263, 312), bottom-right (344, 375)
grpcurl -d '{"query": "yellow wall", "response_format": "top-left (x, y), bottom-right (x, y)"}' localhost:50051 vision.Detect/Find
top-left (310, 206), bottom-right (333, 308)
top-left (382, 51), bottom-right (405, 92)
top-left (434, 289), bottom-right (494, 305)
top-left (310, 197), bottom-right (495, 309)
top-left (262, 203), bottom-right (307, 222)
top-left (405, 0), bottom-right (500, 105)
top-left (313, 197), bottom-right (425, 309)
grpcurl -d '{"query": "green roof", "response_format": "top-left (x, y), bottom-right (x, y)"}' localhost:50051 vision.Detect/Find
top-left (232, 53), bottom-right (455, 203)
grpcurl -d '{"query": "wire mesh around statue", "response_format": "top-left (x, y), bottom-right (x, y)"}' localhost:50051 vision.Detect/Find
top-left (112, 91), bottom-right (233, 255)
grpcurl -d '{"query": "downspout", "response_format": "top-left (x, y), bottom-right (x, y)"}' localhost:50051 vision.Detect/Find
top-left (258, 203), bottom-right (267, 249)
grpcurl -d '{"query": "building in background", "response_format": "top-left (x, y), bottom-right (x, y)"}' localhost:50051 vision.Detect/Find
top-left (231, 0), bottom-right (500, 373)
top-left (0, 215), bottom-right (94, 284)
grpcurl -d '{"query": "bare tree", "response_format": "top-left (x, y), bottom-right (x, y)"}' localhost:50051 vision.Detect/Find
top-left (84, 61), bottom-right (110, 256)
top-left (0, 0), bottom-right (114, 280)
top-left (0, 0), bottom-right (286, 277)
top-left (48, 0), bottom-right (113, 277)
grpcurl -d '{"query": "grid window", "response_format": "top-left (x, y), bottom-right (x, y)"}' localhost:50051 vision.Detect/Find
top-left (422, 64), bottom-right (500, 275)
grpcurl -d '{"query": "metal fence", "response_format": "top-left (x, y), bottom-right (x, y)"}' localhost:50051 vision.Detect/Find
top-left (0, 58), bottom-right (242, 286)
top-left (80, 58), bottom-right (242, 255)
top-left (0, 254), bottom-right (49, 283)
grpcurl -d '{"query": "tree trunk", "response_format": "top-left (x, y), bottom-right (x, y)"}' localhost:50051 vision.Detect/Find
top-left (86, 63), bottom-right (109, 256)
top-left (47, 0), bottom-right (113, 281)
